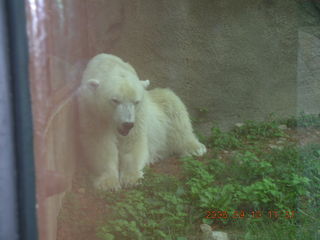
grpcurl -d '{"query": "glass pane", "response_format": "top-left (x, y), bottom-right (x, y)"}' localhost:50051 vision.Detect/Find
top-left (26, 1), bottom-right (320, 239)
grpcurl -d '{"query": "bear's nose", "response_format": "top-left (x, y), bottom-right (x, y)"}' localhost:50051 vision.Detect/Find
top-left (122, 122), bottom-right (134, 130)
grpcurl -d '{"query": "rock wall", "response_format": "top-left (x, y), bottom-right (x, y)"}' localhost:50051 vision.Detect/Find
top-left (110, 0), bottom-right (302, 131)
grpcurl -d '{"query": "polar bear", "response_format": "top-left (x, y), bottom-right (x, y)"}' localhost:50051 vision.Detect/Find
top-left (78, 53), bottom-right (206, 191)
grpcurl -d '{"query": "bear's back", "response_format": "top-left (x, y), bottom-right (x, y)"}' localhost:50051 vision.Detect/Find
top-left (148, 88), bottom-right (188, 118)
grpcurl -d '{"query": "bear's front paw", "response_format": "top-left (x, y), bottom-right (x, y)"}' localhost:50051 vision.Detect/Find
top-left (120, 171), bottom-right (143, 188)
top-left (93, 174), bottom-right (121, 191)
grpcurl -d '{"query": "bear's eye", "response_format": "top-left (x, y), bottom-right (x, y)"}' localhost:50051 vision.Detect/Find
top-left (111, 99), bottom-right (120, 104)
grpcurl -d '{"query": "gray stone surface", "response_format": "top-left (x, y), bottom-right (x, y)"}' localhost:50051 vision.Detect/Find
top-left (107, 0), bottom-right (319, 132)
top-left (297, 28), bottom-right (320, 115)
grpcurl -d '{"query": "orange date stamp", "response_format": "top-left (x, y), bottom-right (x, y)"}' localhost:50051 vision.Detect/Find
top-left (205, 210), bottom-right (296, 219)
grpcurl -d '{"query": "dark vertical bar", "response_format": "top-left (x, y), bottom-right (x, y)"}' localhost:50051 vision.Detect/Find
top-left (5, 0), bottom-right (38, 239)
top-left (0, 0), bottom-right (18, 239)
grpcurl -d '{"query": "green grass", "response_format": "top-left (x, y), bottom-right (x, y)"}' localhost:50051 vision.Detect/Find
top-left (97, 116), bottom-right (320, 240)
top-left (282, 112), bottom-right (320, 129)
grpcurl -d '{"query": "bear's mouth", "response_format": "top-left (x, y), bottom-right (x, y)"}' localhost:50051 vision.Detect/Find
top-left (118, 127), bottom-right (131, 136)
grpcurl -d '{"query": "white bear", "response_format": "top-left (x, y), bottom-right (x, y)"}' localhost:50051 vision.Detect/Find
top-left (78, 53), bottom-right (206, 191)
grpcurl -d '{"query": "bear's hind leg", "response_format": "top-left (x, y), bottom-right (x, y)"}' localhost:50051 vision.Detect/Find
top-left (168, 120), bottom-right (206, 157)
top-left (149, 88), bottom-right (207, 158)
top-left (180, 136), bottom-right (207, 157)
top-left (168, 99), bottom-right (207, 157)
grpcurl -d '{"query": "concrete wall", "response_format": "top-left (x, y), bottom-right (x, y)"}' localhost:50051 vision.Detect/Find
top-left (111, 0), bottom-right (301, 131)
top-left (298, 27), bottom-right (320, 115)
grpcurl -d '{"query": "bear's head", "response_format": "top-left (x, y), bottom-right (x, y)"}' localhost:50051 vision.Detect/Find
top-left (81, 54), bottom-right (150, 136)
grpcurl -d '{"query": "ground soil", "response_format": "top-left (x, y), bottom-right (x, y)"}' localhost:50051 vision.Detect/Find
top-left (56, 156), bottom-right (185, 240)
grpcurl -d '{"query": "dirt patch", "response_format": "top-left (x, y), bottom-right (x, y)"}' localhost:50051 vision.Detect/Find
top-left (152, 157), bottom-right (182, 175)
top-left (56, 166), bottom-right (108, 240)
top-left (56, 156), bottom-right (186, 240)
top-left (295, 128), bottom-right (320, 146)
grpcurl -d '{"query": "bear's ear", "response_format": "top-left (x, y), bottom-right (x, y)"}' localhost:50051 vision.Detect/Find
top-left (141, 80), bottom-right (150, 89)
top-left (87, 79), bottom-right (100, 90)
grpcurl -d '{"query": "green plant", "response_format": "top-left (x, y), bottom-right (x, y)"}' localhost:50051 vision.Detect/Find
top-left (243, 218), bottom-right (298, 240)
top-left (210, 127), bottom-right (243, 150)
top-left (282, 112), bottom-right (320, 128)
top-left (97, 118), bottom-right (320, 240)
top-left (98, 171), bottom-right (194, 240)
top-left (233, 120), bottom-right (285, 140)
top-left (180, 145), bottom-right (314, 223)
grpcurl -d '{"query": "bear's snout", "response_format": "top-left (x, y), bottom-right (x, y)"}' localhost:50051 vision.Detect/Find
top-left (118, 122), bottom-right (134, 136)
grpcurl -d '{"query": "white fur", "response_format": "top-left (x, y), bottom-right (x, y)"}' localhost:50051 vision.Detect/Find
top-left (114, 103), bottom-right (135, 125)
top-left (78, 53), bottom-right (206, 191)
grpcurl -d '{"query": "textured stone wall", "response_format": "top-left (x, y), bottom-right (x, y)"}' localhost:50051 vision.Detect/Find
top-left (297, 28), bottom-right (320, 115)
top-left (110, 0), bottom-right (302, 131)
